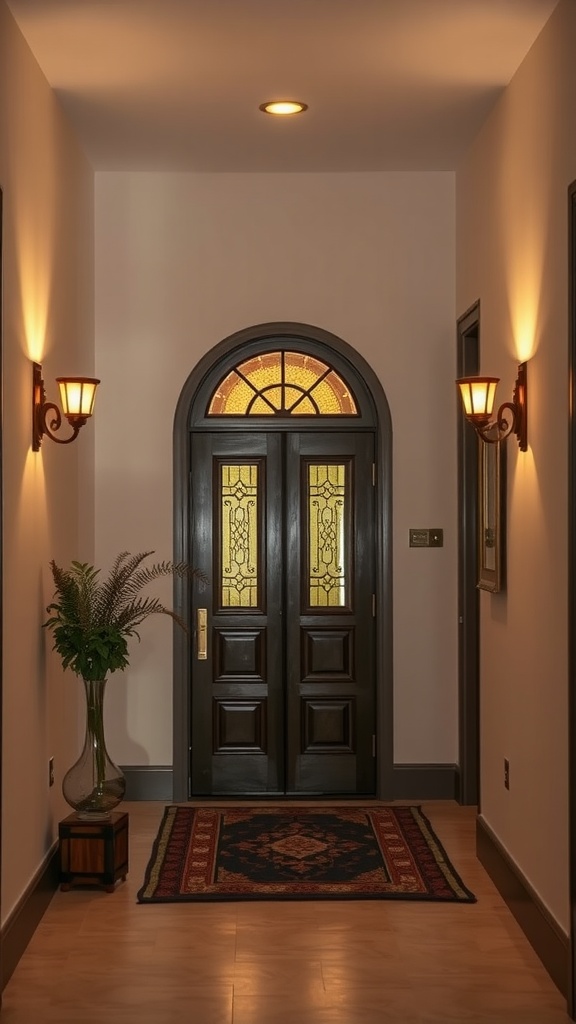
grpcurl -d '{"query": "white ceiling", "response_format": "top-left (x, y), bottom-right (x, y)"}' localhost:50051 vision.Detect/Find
top-left (5, 0), bottom-right (559, 172)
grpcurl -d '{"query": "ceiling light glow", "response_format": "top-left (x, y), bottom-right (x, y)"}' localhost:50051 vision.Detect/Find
top-left (259, 100), bottom-right (308, 116)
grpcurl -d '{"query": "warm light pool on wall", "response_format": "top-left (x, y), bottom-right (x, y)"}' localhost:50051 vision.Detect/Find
top-left (32, 361), bottom-right (100, 450)
top-left (456, 362), bottom-right (528, 451)
top-left (259, 100), bottom-right (308, 115)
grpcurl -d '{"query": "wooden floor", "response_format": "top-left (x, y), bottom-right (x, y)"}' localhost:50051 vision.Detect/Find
top-left (1, 800), bottom-right (572, 1023)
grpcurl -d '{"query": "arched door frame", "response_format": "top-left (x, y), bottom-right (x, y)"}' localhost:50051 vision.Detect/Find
top-left (172, 321), bottom-right (393, 801)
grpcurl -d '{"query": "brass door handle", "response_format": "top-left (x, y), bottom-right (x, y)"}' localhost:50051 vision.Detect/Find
top-left (197, 608), bottom-right (208, 660)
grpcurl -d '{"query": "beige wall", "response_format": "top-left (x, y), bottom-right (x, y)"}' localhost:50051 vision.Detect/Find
top-left (94, 171), bottom-right (457, 769)
top-left (456, 0), bottom-right (576, 931)
top-left (0, 1), bottom-right (95, 922)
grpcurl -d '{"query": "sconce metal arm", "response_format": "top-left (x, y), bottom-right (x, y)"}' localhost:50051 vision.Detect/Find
top-left (476, 401), bottom-right (518, 445)
top-left (37, 400), bottom-right (85, 446)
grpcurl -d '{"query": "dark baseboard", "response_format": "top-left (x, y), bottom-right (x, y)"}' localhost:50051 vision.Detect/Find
top-left (1, 843), bottom-right (59, 990)
top-left (121, 765), bottom-right (173, 801)
top-left (120, 764), bottom-right (457, 803)
top-left (476, 814), bottom-right (569, 998)
top-left (392, 763), bottom-right (458, 800)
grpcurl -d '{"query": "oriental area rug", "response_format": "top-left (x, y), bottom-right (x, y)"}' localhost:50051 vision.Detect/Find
top-left (137, 804), bottom-right (476, 904)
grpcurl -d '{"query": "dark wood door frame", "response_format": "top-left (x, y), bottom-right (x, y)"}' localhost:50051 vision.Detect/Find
top-left (172, 322), bottom-right (393, 802)
top-left (0, 186), bottom-right (4, 1006)
top-left (456, 302), bottom-right (480, 807)
top-left (568, 179), bottom-right (576, 1019)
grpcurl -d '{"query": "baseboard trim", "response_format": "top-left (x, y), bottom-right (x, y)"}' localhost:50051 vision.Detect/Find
top-left (392, 763), bottom-right (458, 800)
top-left (120, 764), bottom-right (458, 803)
top-left (476, 814), bottom-right (569, 997)
top-left (121, 765), bottom-right (173, 801)
top-left (1, 842), bottom-right (59, 990)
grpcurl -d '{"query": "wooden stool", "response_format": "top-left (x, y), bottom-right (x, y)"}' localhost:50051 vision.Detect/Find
top-left (59, 810), bottom-right (129, 892)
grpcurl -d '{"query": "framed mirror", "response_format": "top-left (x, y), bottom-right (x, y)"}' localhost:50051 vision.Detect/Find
top-left (478, 438), bottom-right (506, 592)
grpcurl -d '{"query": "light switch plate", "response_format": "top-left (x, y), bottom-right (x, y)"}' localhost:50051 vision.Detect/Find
top-left (409, 528), bottom-right (444, 548)
top-left (409, 529), bottom-right (429, 547)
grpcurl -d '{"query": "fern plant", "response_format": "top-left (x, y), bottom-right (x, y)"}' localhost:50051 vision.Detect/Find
top-left (44, 551), bottom-right (204, 681)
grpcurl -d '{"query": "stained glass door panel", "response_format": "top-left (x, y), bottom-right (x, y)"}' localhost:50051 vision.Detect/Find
top-left (189, 431), bottom-right (376, 796)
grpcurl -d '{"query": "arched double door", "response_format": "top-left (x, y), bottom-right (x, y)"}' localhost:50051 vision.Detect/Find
top-left (173, 325), bottom-right (393, 799)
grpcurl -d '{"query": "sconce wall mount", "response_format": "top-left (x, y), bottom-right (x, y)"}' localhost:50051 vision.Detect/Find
top-left (32, 361), bottom-right (100, 450)
top-left (456, 361), bottom-right (528, 451)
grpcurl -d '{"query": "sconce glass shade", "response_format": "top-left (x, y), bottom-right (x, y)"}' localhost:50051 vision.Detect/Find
top-left (57, 377), bottom-right (99, 423)
top-left (456, 376), bottom-right (500, 425)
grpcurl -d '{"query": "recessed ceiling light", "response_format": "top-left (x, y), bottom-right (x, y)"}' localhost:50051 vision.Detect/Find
top-left (259, 100), bottom-right (308, 116)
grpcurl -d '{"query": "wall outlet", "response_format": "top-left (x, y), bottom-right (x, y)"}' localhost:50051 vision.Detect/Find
top-left (49, 757), bottom-right (55, 788)
top-left (504, 758), bottom-right (510, 790)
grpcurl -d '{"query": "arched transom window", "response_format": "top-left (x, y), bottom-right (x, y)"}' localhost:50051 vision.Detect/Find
top-left (207, 350), bottom-right (358, 416)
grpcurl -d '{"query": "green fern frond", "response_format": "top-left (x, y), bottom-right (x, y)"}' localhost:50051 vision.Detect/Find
top-left (95, 551), bottom-right (154, 624)
top-left (114, 560), bottom-right (206, 606)
top-left (44, 552), bottom-right (205, 680)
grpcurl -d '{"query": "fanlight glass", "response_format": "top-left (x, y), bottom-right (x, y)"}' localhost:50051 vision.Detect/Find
top-left (208, 351), bottom-right (357, 417)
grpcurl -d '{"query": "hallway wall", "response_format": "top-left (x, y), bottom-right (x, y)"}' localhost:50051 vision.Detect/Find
top-left (94, 171), bottom-right (457, 775)
top-left (456, 0), bottom-right (576, 932)
top-left (0, 1), bottom-right (95, 922)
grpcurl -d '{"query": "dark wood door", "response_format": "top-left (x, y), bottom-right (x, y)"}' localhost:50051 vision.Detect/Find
top-left (190, 430), bottom-right (376, 796)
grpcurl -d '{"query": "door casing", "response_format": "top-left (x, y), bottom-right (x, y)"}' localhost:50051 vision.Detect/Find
top-left (456, 302), bottom-right (480, 806)
top-left (172, 322), bottom-right (393, 801)
top-left (567, 179), bottom-right (576, 1018)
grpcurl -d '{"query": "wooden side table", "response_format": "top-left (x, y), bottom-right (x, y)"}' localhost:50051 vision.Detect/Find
top-left (59, 810), bottom-right (129, 892)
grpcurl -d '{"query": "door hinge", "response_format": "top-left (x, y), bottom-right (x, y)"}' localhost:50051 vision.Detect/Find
top-left (372, 734), bottom-right (376, 757)
top-left (372, 462), bottom-right (376, 486)
top-left (372, 594), bottom-right (376, 617)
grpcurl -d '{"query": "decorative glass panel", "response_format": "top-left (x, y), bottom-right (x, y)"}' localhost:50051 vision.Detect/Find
top-left (308, 464), bottom-right (347, 607)
top-left (208, 351), bottom-right (357, 416)
top-left (221, 464), bottom-right (258, 607)
top-left (291, 396), bottom-right (316, 415)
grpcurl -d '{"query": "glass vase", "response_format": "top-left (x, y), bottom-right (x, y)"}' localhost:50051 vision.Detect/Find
top-left (62, 677), bottom-right (126, 819)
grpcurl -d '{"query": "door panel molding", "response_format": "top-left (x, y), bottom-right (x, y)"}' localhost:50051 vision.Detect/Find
top-left (173, 322), bottom-right (393, 800)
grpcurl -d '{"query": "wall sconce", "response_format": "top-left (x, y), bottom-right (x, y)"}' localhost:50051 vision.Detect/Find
top-left (32, 361), bottom-right (100, 450)
top-left (456, 361), bottom-right (528, 451)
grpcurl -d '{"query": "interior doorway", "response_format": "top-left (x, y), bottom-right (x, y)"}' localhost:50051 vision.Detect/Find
top-left (456, 302), bottom-right (480, 807)
top-left (172, 323), bottom-right (393, 801)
